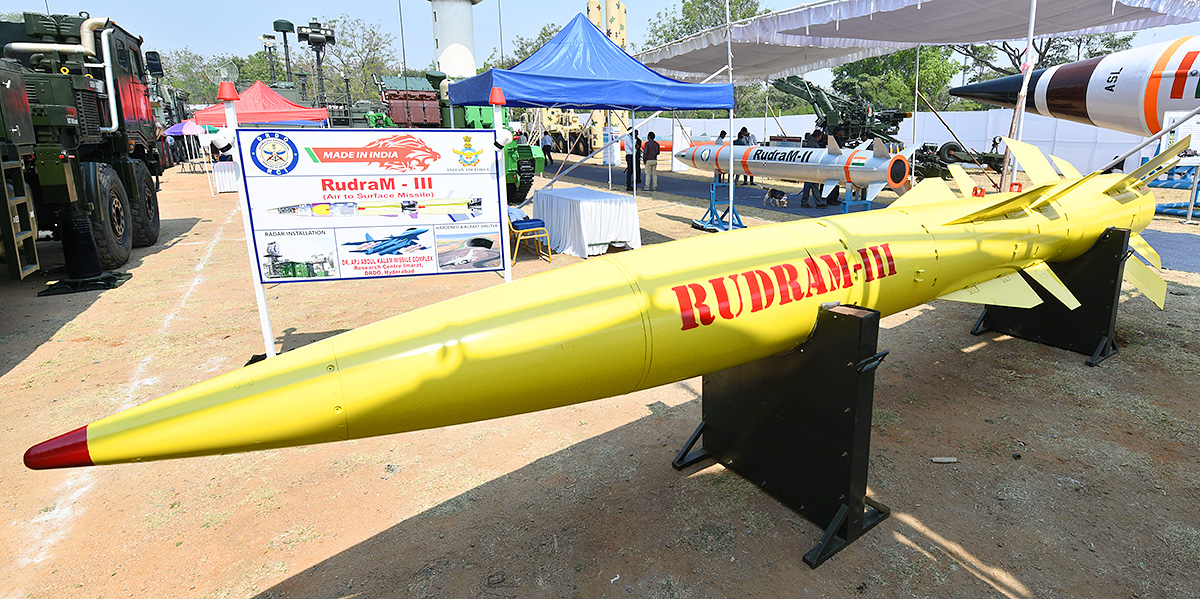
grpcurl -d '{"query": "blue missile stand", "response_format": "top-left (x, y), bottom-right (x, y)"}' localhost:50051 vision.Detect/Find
top-left (692, 173), bottom-right (745, 232)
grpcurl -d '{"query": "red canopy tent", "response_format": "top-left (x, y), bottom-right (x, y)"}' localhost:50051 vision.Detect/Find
top-left (193, 81), bottom-right (329, 126)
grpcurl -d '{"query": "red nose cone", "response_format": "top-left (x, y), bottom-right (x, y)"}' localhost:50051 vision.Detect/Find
top-left (24, 426), bottom-right (93, 470)
top-left (217, 81), bottom-right (240, 102)
top-left (488, 86), bottom-right (506, 106)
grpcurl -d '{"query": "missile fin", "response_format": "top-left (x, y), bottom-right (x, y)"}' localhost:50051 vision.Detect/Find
top-left (1111, 135), bottom-right (1191, 192)
top-left (864, 182), bottom-right (885, 202)
top-left (888, 177), bottom-right (958, 209)
top-left (1049, 155), bottom-right (1082, 178)
top-left (823, 179), bottom-right (840, 198)
top-left (941, 183), bottom-right (1057, 225)
top-left (1128, 233), bottom-right (1162, 270)
top-left (1021, 260), bottom-right (1081, 310)
top-left (938, 271), bottom-right (1043, 309)
top-left (826, 135), bottom-right (842, 156)
top-left (946, 164), bottom-right (975, 198)
top-left (1123, 256), bottom-right (1167, 309)
top-left (1028, 172), bottom-right (1100, 211)
top-left (872, 138), bottom-right (889, 159)
top-left (1001, 137), bottom-right (1059, 185)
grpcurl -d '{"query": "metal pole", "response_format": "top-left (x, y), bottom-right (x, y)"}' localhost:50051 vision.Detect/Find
top-left (494, 103), bottom-right (512, 283)
top-left (398, 0), bottom-right (411, 126)
top-left (282, 32), bottom-right (292, 82)
top-left (1185, 165), bottom-right (1199, 225)
top-left (726, 0), bottom-right (735, 231)
top-left (912, 45), bottom-right (920, 146)
top-left (1000, 0), bottom-right (1039, 190)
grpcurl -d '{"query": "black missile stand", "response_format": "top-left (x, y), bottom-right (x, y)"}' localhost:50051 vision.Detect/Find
top-left (672, 304), bottom-right (890, 568)
top-left (970, 227), bottom-right (1130, 366)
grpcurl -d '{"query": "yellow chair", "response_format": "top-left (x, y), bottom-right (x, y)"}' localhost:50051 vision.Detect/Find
top-left (509, 216), bottom-right (552, 265)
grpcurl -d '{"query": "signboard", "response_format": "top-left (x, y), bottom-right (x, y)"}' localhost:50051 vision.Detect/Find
top-left (236, 128), bottom-right (505, 283)
top-left (1162, 110), bottom-right (1200, 153)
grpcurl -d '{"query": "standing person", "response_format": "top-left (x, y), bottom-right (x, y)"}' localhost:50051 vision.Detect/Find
top-left (642, 131), bottom-right (661, 192)
top-left (732, 129), bottom-right (749, 186)
top-left (746, 129), bottom-right (757, 186)
top-left (800, 129), bottom-right (825, 208)
top-left (623, 129), bottom-right (639, 191)
top-left (714, 130), bottom-right (728, 183)
top-left (634, 130), bottom-right (643, 186)
top-left (540, 132), bottom-right (555, 166)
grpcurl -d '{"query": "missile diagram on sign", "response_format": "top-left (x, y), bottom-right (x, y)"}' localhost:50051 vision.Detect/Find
top-left (675, 137), bottom-right (911, 203)
top-left (22, 138), bottom-right (1180, 469)
top-left (951, 36), bottom-right (1200, 137)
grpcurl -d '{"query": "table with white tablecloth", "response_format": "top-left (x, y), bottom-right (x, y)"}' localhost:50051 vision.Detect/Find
top-left (531, 187), bottom-right (641, 258)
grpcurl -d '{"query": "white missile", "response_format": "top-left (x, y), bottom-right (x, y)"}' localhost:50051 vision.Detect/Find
top-left (676, 138), bottom-right (911, 202)
top-left (951, 36), bottom-right (1200, 137)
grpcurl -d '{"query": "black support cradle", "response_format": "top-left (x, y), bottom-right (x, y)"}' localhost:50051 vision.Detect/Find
top-left (673, 304), bottom-right (890, 568)
top-left (970, 227), bottom-right (1130, 366)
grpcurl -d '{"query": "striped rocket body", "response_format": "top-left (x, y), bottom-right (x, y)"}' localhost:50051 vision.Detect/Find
top-left (676, 141), bottom-right (909, 200)
top-left (951, 36), bottom-right (1200, 136)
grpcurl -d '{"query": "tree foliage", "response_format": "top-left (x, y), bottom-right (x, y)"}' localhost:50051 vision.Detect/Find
top-left (155, 14), bottom-right (396, 106)
top-left (953, 33), bottom-right (1134, 81)
top-left (644, 0), bottom-right (767, 49)
top-left (832, 46), bottom-right (963, 111)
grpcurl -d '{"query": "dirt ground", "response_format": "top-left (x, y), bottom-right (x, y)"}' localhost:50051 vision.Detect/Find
top-left (2, 161), bottom-right (1199, 599)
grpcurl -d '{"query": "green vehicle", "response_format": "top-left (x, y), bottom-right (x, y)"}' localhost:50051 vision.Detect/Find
top-left (377, 72), bottom-right (544, 204)
top-left (0, 11), bottom-right (164, 289)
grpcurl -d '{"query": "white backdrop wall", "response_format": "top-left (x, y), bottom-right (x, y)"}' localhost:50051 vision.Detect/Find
top-left (630, 109), bottom-right (1152, 174)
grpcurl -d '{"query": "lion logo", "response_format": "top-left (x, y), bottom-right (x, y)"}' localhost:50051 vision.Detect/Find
top-left (362, 134), bottom-right (440, 172)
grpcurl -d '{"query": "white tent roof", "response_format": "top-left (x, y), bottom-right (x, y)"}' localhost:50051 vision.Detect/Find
top-left (637, 0), bottom-right (1200, 82)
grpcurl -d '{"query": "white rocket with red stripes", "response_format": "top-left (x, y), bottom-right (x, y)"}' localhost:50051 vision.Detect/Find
top-left (675, 137), bottom-right (911, 202)
top-left (951, 36), bottom-right (1200, 137)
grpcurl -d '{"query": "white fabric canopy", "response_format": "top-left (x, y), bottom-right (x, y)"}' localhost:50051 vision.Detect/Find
top-left (637, 0), bottom-right (1200, 82)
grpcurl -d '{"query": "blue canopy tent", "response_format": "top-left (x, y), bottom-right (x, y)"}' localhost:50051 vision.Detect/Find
top-left (449, 13), bottom-right (738, 230)
top-left (448, 13), bottom-right (733, 111)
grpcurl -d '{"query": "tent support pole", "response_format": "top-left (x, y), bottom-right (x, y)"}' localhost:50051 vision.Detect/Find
top-left (726, 0), bottom-right (735, 231)
top-left (1000, 0), bottom-right (1039, 191)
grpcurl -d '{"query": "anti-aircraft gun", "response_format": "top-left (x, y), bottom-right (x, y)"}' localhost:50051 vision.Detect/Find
top-left (0, 11), bottom-right (163, 289)
top-left (772, 76), bottom-right (910, 145)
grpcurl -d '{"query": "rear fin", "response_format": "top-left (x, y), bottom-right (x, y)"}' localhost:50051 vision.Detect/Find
top-left (947, 164), bottom-right (975, 198)
top-left (941, 183), bottom-right (1057, 226)
top-left (1021, 260), bottom-right (1081, 310)
top-left (822, 179), bottom-right (840, 198)
top-left (365, 233), bottom-right (375, 241)
top-left (1001, 137), bottom-right (1060, 185)
top-left (864, 181), bottom-right (885, 202)
top-left (872, 138), bottom-right (889, 159)
top-left (888, 177), bottom-right (958, 209)
top-left (1128, 233), bottom-right (1162, 270)
top-left (1110, 135), bottom-right (1191, 192)
top-left (1028, 172), bottom-right (1100, 211)
top-left (1123, 257), bottom-right (1167, 309)
top-left (826, 135), bottom-right (842, 156)
top-left (938, 271), bottom-right (1043, 309)
top-left (1049, 155), bottom-right (1082, 178)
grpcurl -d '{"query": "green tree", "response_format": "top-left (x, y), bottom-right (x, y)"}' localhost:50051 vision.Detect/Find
top-left (321, 14), bottom-right (401, 102)
top-left (159, 47), bottom-right (219, 105)
top-left (832, 46), bottom-right (963, 111)
top-left (643, 0), bottom-right (767, 49)
top-left (484, 23), bottom-right (563, 70)
top-left (953, 33), bottom-right (1134, 80)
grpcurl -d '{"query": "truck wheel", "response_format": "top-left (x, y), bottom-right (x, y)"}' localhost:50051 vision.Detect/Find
top-left (91, 164), bottom-right (133, 269)
top-left (130, 160), bottom-right (160, 247)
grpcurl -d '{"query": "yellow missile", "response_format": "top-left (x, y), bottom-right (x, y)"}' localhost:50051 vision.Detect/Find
top-left (23, 138), bottom-right (1179, 469)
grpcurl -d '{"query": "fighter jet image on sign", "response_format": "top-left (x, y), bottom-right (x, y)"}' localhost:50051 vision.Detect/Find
top-left (342, 228), bottom-right (429, 255)
top-left (677, 137), bottom-right (911, 203)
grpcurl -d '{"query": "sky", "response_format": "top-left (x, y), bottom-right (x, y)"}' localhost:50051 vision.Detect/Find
top-left (11, 0), bottom-right (1200, 88)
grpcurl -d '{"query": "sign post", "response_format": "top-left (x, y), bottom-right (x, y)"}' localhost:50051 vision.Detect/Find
top-left (220, 81), bottom-right (278, 359)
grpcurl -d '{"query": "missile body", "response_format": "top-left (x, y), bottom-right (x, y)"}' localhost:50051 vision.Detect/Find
top-left (676, 140), bottom-right (910, 202)
top-left (23, 139), bottom-right (1176, 469)
top-left (950, 37), bottom-right (1200, 136)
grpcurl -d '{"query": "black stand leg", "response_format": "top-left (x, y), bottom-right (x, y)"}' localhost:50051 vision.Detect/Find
top-left (970, 228), bottom-right (1129, 366)
top-left (672, 304), bottom-right (890, 568)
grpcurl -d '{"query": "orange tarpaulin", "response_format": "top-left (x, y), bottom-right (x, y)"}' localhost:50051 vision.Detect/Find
top-left (193, 81), bottom-right (328, 126)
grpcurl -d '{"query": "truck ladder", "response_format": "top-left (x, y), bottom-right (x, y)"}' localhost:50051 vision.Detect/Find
top-left (2, 159), bottom-right (39, 279)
